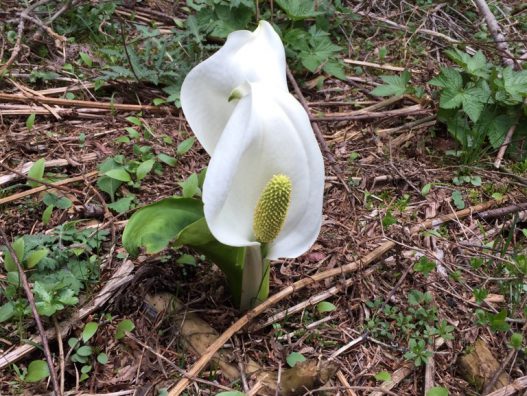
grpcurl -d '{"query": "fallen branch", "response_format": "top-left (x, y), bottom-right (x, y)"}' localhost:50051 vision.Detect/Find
top-left (473, 0), bottom-right (516, 67)
top-left (0, 228), bottom-right (61, 396)
top-left (0, 171), bottom-right (98, 206)
top-left (0, 154), bottom-right (98, 186)
top-left (485, 376), bottom-right (527, 396)
top-left (312, 105), bottom-right (428, 121)
top-left (0, 92), bottom-right (172, 113)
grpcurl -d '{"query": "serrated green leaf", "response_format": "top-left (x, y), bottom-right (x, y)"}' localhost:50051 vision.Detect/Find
top-left (107, 195), bottom-right (135, 214)
top-left (374, 371), bottom-right (392, 382)
top-left (97, 176), bottom-right (122, 201)
top-left (429, 68), bottom-right (462, 91)
top-left (27, 158), bottom-right (45, 187)
top-left (25, 360), bottom-right (50, 383)
top-left (82, 322), bottom-right (98, 343)
top-left (179, 173), bottom-right (200, 198)
top-left (136, 159), bottom-right (155, 181)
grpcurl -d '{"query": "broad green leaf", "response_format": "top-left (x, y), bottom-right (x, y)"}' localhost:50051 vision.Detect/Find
top-left (107, 195), bottom-right (135, 214)
top-left (25, 360), bottom-right (50, 383)
top-left (439, 89), bottom-right (463, 109)
top-left (0, 302), bottom-right (15, 323)
top-left (176, 137), bottom-right (196, 155)
top-left (429, 68), bottom-right (462, 91)
top-left (286, 352), bottom-right (306, 367)
top-left (97, 176), bottom-right (122, 201)
top-left (125, 127), bottom-right (140, 139)
top-left (275, 0), bottom-right (323, 20)
top-left (26, 113), bottom-right (36, 130)
top-left (4, 237), bottom-right (25, 272)
top-left (126, 116), bottom-right (142, 126)
top-left (136, 159), bottom-right (155, 181)
top-left (371, 71), bottom-right (411, 97)
top-left (122, 198), bottom-right (204, 256)
top-left (426, 386), bottom-right (449, 396)
top-left (76, 345), bottom-right (93, 357)
top-left (316, 301), bottom-right (337, 313)
top-left (115, 319), bottom-right (135, 340)
top-left (79, 52), bottom-right (92, 67)
top-left (157, 153), bottom-right (177, 167)
top-left (97, 352), bottom-right (109, 364)
top-left (374, 371), bottom-right (392, 382)
top-left (179, 173), bottom-right (200, 198)
top-left (82, 322), bottom-right (98, 343)
top-left (421, 183), bottom-right (432, 196)
top-left (105, 168), bottom-right (131, 182)
top-left (27, 158), bottom-right (45, 187)
top-left (42, 204), bottom-right (54, 225)
top-left (451, 190), bottom-right (465, 210)
top-left (26, 249), bottom-right (48, 268)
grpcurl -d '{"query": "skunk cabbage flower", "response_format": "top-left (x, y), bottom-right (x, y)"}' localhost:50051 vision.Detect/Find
top-left (181, 21), bottom-right (324, 262)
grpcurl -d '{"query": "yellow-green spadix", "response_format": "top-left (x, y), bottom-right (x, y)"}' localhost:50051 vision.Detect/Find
top-left (180, 21), bottom-right (324, 260)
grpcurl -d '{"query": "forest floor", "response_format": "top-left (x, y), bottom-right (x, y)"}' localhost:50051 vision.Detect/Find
top-left (1, 1), bottom-right (527, 396)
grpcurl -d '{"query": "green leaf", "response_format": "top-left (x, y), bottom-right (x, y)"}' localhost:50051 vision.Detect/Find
top-left (42, 204), bottom-right (54, 225)
top-left (125, 127), bottom-right (140, 139)
top-left (429, 68), bottom-right (462, 91)
top-left (25, 360), bottom-right (50, 383)
top-left (426, 386), bottom-right (449, 396)
top-left (107, 195), bottom-right (135, 214)
top-left (0, 302), bottom-right (15, 323)
top-left (97, 176), bottom-right (122, 201)
top-left (374, 371), bottom-right (392, 382)
top-left (43, 193), bottom-right (72, 209)
top-left (27, 158), bottom-right (46, 187)
top-left (157, 153), bottom-right (177, 167)
top-left (421, 183), bottom-right (432, 196)
top-left (451, 190), bottom-right (465, 210)
top-left (126, 116), bottom-right (142, 126)
top-left (153, 98), bottom-right (166, 106)
top-left (316, 301), bottom-right (337, 313)
top-left (371, 72), bottom-right (410, 97)
top-left (122, 197), bottom-right (204, 256)
top-left (26, 113), bottom-right (36, 131)
top-left (286, 352), bottom-right (306, 367)
top-left (114, 136), bottom-right (130, 144)
top-left (4, 237), bottom-right (24, 272)
top-left (82, 322), bottom-right (99, 343)
top-left (76, 345), bottom-right (93, 357)
top-left (79, 52), bottom-right (93, 67)
top-left (414, 256), bottom-right (436, 276)
top-left (275, 0), bottom-right (323, 20)
top-left (176, 137), bottom-right (196, 155)
top-left (105, 168), bottom-right (131, 182)
top-left (81, 364), bottom-right (92, 374)
top-left (179, 173), bottom-right (200, 198)
top-left (136, 159), bottom-right (155, 181)
top-left (115, 319), bottom-right (135, 340)
top-left (489, 310), bottom-right (510, 332)
top-left (26, 249), bottom-right (48, 268)
top-left (509, 333), bottom-right (523, 350)
top-left (97, 352), bottom-right (109, 365)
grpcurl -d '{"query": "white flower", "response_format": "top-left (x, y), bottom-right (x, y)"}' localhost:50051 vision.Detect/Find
top-left (181, 22), bottom-right (324, 261)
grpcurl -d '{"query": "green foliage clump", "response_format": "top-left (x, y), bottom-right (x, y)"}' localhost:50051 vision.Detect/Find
top-left (430, 49), bottom-right (527, 163)
top-left (0, 224), bottom-right (108, 324)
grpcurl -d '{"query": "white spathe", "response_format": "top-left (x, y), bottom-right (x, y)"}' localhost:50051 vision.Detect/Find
top-left (181, 21), bottom-right (287, 154)
top-left (181, 22), bottom-right (324, 260)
